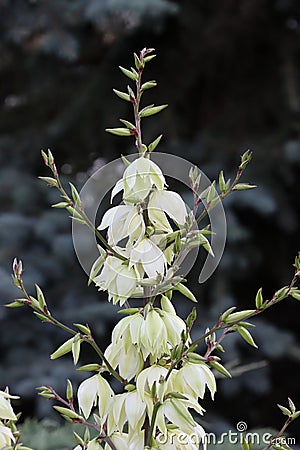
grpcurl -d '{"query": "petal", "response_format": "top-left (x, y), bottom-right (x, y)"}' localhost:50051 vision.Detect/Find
top-left (111, 178), bottom-right (124, 202)
top-left (125, 391), bottom-right (146, 428)
top-left (97, 374), bottom-right (114, 419)
top-left (77, 375), bottom-right (99, 419)
top-left (150, 190), bottom-right (187, 225)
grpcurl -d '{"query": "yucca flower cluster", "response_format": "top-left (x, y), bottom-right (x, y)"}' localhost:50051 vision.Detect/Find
top-left (94, 155), bottom-right (188, 306)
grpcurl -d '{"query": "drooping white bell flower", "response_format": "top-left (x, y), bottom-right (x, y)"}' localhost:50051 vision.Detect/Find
top-left (156, 396), bottom-right (204, 437)
top-left (130, 237), bottom-right (167, 279)
top-left (121, 156), bottom-right (166, 203)
top-left (139, 309), bottom-right (168, 359)
top-left (0, 390), bottom-right (18, 421)
top-left (108, 390), bottom-right (146, 435)
top-left (148, 190), bottom-right (187, 226)
top-left (77, 373), bottom-right (114, 421)
top-left (104, 340), bottom-right (144, 382)
top-left (136, 365), bottom-right (169, 402)
top-left (104, 431), bottom-right (144, 450)
top-left (174, 362), bottom-right (216, 400)
top-left (94, 256), bottom-right (137, 306)
top-left (0, 422), bottom-right (15, 448)
top-left (98, 205), bottom-right (145, 246)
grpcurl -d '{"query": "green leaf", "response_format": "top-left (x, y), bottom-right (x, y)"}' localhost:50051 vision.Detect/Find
top-left (225, 309), bottom-right (256, 323)
top-left (221, 306), bottom-right (237, 321)
top-left (76, 363), bottom-right (101, 372)
top-left (241, 436), bottom-right (252, 450)
top-left (35, 284), bottom-right (46, 310)
top-left (38, 176), bottom-right (58, 187)
top-left (53, 406), bottom-right (82, 420)
top-left (255, 287), bottom-right (263, 309)
top-left (66, 379), bottom-right (73, 401)
top-left (233, 183), bottom-right (257, 191)
top-left (119, 119), bottom-right (136, 130)
top-left (174, 282), bottom-right (197, 303)
top-left (148, 134), bottom-right (163, 152)
top-left (5, 300), bottom-right (24, 308)
top-left (237, 326), bottom-right (258, 348)
top-left (277, 404), bottom-right (291, 416)
top-left (69, 183), bottom-right (81, 205)
top-left (134, 53), bottom-right (142, 70)
top-left (291, 410), bottom-right (300, 420)
top-left (144, 54), bottom-right (156, 63)
top-left (72, 336), bottom-right (81, 365)
top-left (291, 291), bottom-right (300, 301)
top-left (105, 127), bottom-right (132, 136)
top-left (33, 312), bottom-right (50, 322)
top-left (50, 337), bottom-right (74, 359)
top-left (51, 202), bottom-right (69, 208)
top-left (140, 104), bottom-right (168, 117)
top-left (113, 89), bottom-right (131, 102)
top-left (119, 66), bottom-right (138, 81)
top-left (210, 360), bottom-right (232, 378)
top-left (74, 323), bottom-right (90, 335)
top-left (207, 181), bottom-right (216, 203)
top-left (141, 80), bottom-right (157, 90)
top-left (219, 170), bottom-right (226, 193)
top-left (117, 308), bottom-right (140, 315)
top-left (288, 397), bottom-right (296, 413)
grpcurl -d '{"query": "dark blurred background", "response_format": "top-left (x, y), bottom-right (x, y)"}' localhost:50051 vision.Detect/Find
top-left (0, 0), bottom-right (300, 446)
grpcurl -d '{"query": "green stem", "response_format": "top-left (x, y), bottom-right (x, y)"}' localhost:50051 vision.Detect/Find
top-left (133, 61), bottom-right (144, 155)
top-left (85, 336), bottom-right (126, 384)
top-left (196, 166), bottom-right (244, 224)
top-left (261, 416), bottom-right (292, 450)
top-left (19, 279), bottom-right (125, 385)
top-left (146, 402), bottom-right (161, 447)
top-left (166, 271), bottom-right (298, 381)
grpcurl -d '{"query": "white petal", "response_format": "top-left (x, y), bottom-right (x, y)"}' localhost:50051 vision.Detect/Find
top-left (0, 395), bottom-right (17, 421)
top-left (149, 190), bottom-right (187, 225)
top-left (77, 375), bottom-right (99, 419)
top-left (97, 374), bottom-right (114, 419)
top-left (130, 238), bottom-right (167, 278)
top-left (111, 178), bottom-right (124, 202)
top-left (125, 391), bottom-right (146, 428)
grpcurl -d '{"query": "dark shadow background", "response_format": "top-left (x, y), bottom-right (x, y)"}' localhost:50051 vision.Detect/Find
top-left (0, 0), bottom-right (299, 445)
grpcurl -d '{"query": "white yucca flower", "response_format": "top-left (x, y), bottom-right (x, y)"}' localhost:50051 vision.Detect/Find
top-left (104, 341), bottom-right (143, 382)
top-left (139, 309), bottom-right (168, 359)
top-left (174, 362), bottom-right (216, 400)
top-left (0, 421), bottom-right (15, 448)
top-left (112, 156), bottom-right (166, 203)
top-left (155, 396), bottom-right (205, 437)
top-left (106, 314), bottom-right (144, 380)
top-left (107, 390), bottom-right (146, 436)
top-left (77, 374), bottom-right (114, 421)
top-left (98, 205), bottom-right (145, 246)
top-left (0, 390), bottom-right (18, 421)
top-left (136, 365), bottom-right (169, 402)
top-left (148, 190), bottom-right (187, 227)
top-left (104, 431), bottom-right (144, 450)
top-left (130, 237), bottom-right (167, 279)
top-left (94, 256), bottom-right (137, 306)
